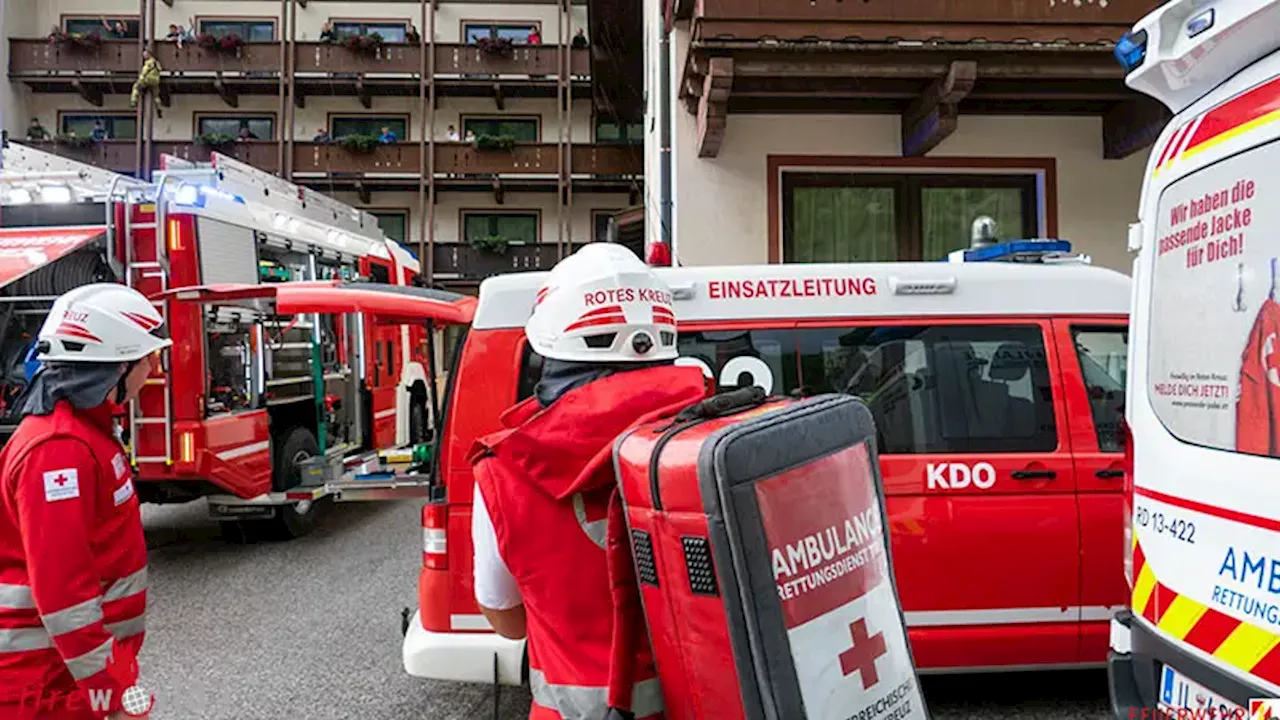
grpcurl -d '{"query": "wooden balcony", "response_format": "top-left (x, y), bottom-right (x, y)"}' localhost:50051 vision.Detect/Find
top-left (20, 140), bottom-right (639, 189)
top-left (9, 38), bottom-right (591, 100)
top-left (672, 0), bottom-right (1169, 159)
top-left (433, 243), bottom-right (584, 279)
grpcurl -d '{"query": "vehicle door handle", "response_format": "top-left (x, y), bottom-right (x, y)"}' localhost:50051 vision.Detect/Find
top-left (1011, 469), bottom-right (1057, 480)
top-left (1095, 469), bottom-right (1124, 479)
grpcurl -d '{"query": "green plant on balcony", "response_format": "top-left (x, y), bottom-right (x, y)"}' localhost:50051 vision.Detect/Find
top-left (341, 32), bottom-right (384, 55)
top-left (54, 134), bottom-right (95, 149)
top-left (51, 31), bottom-right (103, 52)
top-left (197, 32), bottom-right (244, 53)
top-left (196, 132), bottom-right (236, 150)
top-left (469, 234), bottom-right (510, 255)
top-left (339, 134), bottom-right (382, 153)
top-left (472, 133), bottom-right (515, 152)
top-left (476, 36), bottom-right (514, 59)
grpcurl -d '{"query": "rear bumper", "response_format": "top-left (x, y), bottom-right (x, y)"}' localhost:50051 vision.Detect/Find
top-left (402, 610), bottom-right (526, 686)
top-left (1108, 609), bottom-right (1276, 720)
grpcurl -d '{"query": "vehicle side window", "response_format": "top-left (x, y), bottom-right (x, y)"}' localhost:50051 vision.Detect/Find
top-left (796, 324), bottom-right (1057, 454)
top-left (676, 330), bottom-right (797, 395)
top-left (517, 343), bottom-right (544, 402)
top-left (1071, 326), bottom-right (1129, 452)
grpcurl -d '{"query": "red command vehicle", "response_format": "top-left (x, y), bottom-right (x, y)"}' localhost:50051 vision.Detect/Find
top-left (0, 143), bottom-right (463, 538)
top-left (400, 240), bottom-right (1132, 685)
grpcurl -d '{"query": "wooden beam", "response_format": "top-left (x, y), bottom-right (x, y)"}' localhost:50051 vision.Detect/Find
top-left (355, 181), bottom-right (371, 205)
top-left (493, 83), bottom-right (505, 111)
top-left (161, 0), bottom-right (173, 6)
top-left (629, 183), bottom-right (640, 207)
top-left (356, 78), bottom-right (372, 109)
top-left (214, 78), bottom-right (239, 109)
top-left (729, 55), bottom-right (1120, 81)
top-left (492, 178), bottom-right (504, 204)
top-left (158, 84), bottom-right (171, 109)
top-left (696, 57), bottom-right (732, 158)
top-left (294, 89), bottom-right (306, 109)
top-left (901, 60), bottom-right (976, 157)
top-left (1103, 96), bottom-right (1172, 160)
top-left (297, 0), bottom-right (307, 6)
top-left (71, 80), bottom-right (103, 107)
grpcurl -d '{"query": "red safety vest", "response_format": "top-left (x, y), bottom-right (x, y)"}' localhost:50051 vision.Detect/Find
top-left (0, 400), bottom-right (148, 719)
top-left (471, 366), bottom-right (707, 720)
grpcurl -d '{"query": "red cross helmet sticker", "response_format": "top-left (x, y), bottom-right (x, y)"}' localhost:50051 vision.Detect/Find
top-left (838, 617), bottom-right (888, 690)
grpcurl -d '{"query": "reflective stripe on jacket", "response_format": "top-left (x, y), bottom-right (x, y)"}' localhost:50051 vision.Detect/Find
top-left (471, 365), bottom-right (707, 720)
top-left (0, 401), bottom-right (148, 718)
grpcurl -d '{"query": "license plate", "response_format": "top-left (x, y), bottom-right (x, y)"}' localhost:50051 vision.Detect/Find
top-left (1159, 664), bottom-right (1244, 717)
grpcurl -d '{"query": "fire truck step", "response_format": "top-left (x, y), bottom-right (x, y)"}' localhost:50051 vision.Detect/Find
top-left (131, 261), bottom-right (163, 269)
top-left (130, 223), bottom-right (157, 230)
top-left (133, 456), bottom-right (170, 463)
top-left (133, 418), bottom-right (167, 425)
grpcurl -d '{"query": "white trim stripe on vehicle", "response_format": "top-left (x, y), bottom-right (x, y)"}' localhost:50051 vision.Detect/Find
top-left (375, 408), bottom-right (397, 420)
top-left (215, 441), bottom-right (270, 461)
top-left (445, 607), bottom-right (1122, 633)
top-left (450, 614), bottom-right (493, 631)
top-left (903, 606), bottom-right (1122, 627)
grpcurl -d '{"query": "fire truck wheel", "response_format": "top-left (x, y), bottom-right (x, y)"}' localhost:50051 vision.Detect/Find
top-left (273, 426), bottom-right (319, 493)
top-left (271, 427), bottom-right (330, 539)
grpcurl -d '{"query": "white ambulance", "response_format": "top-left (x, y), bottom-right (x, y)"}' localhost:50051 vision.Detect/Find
top-left (1109, 0), bottom-right (1280, 716)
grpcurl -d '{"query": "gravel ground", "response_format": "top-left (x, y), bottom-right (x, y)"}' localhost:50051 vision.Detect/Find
top-left (138, 499), bottom-right (1110, 720)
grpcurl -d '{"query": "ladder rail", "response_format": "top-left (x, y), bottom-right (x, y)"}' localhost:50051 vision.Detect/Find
top-left (124, 176), bottom-right (176, 468)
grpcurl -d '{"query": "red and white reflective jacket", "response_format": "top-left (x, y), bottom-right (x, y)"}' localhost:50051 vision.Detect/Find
top-left (471, 366), bottom-right (707, 720)
top-left (0, 400), bottom-right (148, 718)
top-left (1237, 297), bottom-right (1280, 455)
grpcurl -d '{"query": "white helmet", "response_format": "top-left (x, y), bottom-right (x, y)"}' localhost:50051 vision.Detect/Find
top-left (37, 283), bottom-right (172, 363)
top-left (525, 243), bottom-right (678, 363)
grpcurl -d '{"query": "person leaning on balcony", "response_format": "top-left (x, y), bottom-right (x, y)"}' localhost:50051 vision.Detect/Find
top-left (26, 118), bottom-right (49, 142)
top-left (101, 18), bottom-right (129, 39)
top-left (378, 126), bottom-right (398, 144)
top-left (129, 50), bottom-right (163, 118)
top-left (405, 22), bottom-right (421, 44)
top-left (572, 28), bottom-right (588, 49)
top-left (91, 120), bottom-right (108, 143)
top-left (527, 26), bottom-right (541, 44)
top-left (313, 128), bottom-right (331, 143)
top-left (319, 21), bottom-right (336, 43)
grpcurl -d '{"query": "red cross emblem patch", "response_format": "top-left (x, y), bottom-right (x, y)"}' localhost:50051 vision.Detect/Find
top-left (42, 468), bottom-right (80, 502)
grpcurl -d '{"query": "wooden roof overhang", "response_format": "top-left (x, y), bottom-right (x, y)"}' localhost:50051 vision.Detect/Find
top-left (671, 0), bottom-right (1170, 160)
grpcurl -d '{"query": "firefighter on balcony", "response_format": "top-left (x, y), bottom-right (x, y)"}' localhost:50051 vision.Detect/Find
top-left (0, 284), bottom-right (168, 719)
top-left (470, 244), bottom-right (708, 720)
top-left (129, 49), bottom-right (162, 118)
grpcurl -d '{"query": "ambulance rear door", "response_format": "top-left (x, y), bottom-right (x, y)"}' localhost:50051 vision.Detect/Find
top-left (793, 315), bottom-right (1082, 669)
top-left (1051, 316), bottom-right (1130, 662)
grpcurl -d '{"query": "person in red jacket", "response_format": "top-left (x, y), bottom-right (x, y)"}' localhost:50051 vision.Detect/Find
top-left (471, 244), bottom-right (707, 720)
top-left (0, 283), bottom-right (170, 719)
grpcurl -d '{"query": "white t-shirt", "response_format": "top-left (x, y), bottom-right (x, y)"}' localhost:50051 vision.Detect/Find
top-left (471, 482), bottom-right (523, 611)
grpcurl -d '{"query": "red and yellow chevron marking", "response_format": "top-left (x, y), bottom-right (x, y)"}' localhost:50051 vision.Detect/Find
top-left (1250, 699), bottom-right (1278, 720)
top-left (1153, 73), bottom-right (1280, 177)
top-left (1131, 539), bottom-right (1280, 686)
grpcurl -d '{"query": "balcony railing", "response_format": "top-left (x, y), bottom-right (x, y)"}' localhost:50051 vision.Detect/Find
top-left (679, 0), bottom-right (1163, 43)
top-left (18, 140), bottom-right (640, 178)
top-left (10, 38), bottom-right (589, 79)
top-left (433, 243), bottom-right (584, 278)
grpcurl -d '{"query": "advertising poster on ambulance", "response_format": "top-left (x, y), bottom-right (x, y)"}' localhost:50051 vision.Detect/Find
top-left (755, 441), bottom-right (927, 720)
top-left (1148, 141), bottom-right (1280, 457)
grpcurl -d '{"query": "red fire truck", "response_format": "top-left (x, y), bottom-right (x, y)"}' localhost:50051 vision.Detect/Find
top-left (0, 142), bottom-right (471, 538)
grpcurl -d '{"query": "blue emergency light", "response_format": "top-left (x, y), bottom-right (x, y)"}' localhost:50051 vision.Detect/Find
top-left (955, 239), bottom-right (1074, 263)
top-left (1114, 29), bottom-right (1148, 73)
